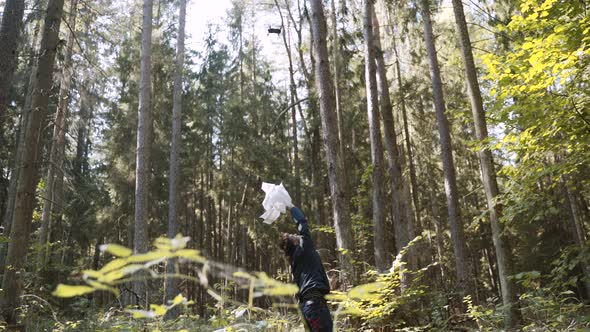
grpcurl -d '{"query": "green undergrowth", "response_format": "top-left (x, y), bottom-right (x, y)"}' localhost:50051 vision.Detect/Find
top-left (7, 235), bottom-right (590, 331)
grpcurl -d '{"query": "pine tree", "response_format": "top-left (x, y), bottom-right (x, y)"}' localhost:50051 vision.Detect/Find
top-left (362, 0), bottom-right (387, 272)
top-left (37, 0), bottom-right (79, 269)
top-left (165, 0), bottom-right (186, 319)
top-left (308, 0), bottom-right (356, 285)
top-left (133, 0), bottom-right (154, 306)
top-left (420, 0), bottom-right (473, 300)
top-left (0, 0), bottom-right (25, 137)
top-left (0, 0), bottom-right (65, 323)
top-left (450, 0), bottom-right (520, 326)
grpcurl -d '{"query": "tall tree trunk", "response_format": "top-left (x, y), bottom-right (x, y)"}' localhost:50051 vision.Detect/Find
top-left (372, 10), bottom-right (415, 272)
top-left (392, 37), bottom-right (421, 230)
top-left (330, 0), bottom-right (344, 159)
top-left (0, 0), bottom-right (25, 137)
top-left (302, 6), bottom-right (325, 231)
top-left (165, 0), bottom-right (185, 319)
top-left (308, 0), bottom-right (356, 285)
top-left (363, 0), bottom-right (387, 272)
top-left (0, 12), bottom-right (43, 274)
top-left (563, 179), bottom-right (590, 299)
top-left (133, 0), bottom-right (153, 307)
top-left (275, 0), bottom-right (301, 206)
top-left (37, 0), bottom-right (78, 269)
top-left (450, 0), bottom-right (519, 326)
top-left (74, 63), bottom-right (92, 176)
top-left (0, 0), bottom-right (65, 323)
top-left (420, 0), bottom-right (473, 301)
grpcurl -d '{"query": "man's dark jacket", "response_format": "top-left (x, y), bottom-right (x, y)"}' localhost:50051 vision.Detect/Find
top-left (290, 220), bottom-right (330, 301)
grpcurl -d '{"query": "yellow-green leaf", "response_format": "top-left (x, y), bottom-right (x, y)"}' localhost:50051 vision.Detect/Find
top-left (325, 292), bottom-right (347, 301)
top-left (176, 249), bottom-right (205, 262)
top-left (52, 284), bottom-right (95, 298)
top-left (150, 304), bottom-right (167, 316)
top-left (100, 244), bottom-right (133, 257)
top-left (172, 294), bottom-right (185, 305)
top-left (86, 280), bottom-right (120, 296)
top-left (522, 41), bottom-right (534, 50)
top-left (82, 269), bottom-right (104, 280)
top-left (127, 250), bottom-right (172, 263)
top-left (127, 309), bottom-right (156, 319)
top-left (103, 269), bottom-right (126, 283)
top-left (348, 282), bottom-right (386, 300)
top-left (99, 258), bottom-right (128, 274)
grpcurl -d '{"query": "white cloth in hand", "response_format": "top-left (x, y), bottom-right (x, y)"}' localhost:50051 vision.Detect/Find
top-left (260, 182), bottom-right (293, 224)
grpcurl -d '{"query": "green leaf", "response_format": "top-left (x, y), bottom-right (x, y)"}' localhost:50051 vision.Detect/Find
top-left (348, 282), bottom-right (386, 300)
top-left (127, 309), bottom-right (156, 319)
top-left (100, 244), bottom-right (133, 257)
top-left (121, 264), bottom-right (146, 275)
top-left (172, 294), bottom-right (185, 305)
top-left (255, 272), bottom-right (299, 297)
top-left (82, 269), bottom-right (104, 280)
top-left (99, 258), bottom-right (128, 274)
top-left (522, 41), bottom-right (534, 50)
top-left (127, 250), bottom-right (173, 263)
top-left (52, 284), bottom-right (95, 298)
top-left (86, 280), bottom-right (120, 296)
top-left (176, 249), bottom-right (205, 262)
top-left (150, 304), bottom-right (167, 316)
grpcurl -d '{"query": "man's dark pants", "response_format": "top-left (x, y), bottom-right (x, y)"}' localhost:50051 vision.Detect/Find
top-left (300, 297), bottom-right (333, 332)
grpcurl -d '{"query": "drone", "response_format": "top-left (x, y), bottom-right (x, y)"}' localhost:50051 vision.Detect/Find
top-left (268, 26), bottom-right (282, 35)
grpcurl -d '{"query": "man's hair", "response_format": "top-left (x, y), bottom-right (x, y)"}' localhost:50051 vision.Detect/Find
top-left (279, 233), bottom-right (298, 257)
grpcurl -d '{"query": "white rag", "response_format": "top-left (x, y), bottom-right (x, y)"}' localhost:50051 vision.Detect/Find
top-left (259, 182), bottom-right (293, 224)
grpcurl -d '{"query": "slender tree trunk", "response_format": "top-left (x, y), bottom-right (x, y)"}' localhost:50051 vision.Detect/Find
top-left (0, 0), bottom-right (25, 137)
top-left (308, 0), bottom-right (356, 285)
top-left (330, 0), bottom-right (344, 159)
top-left (38, 0), bottom-right (78, 269)
top-left (275, 0), bottom-right (301, 205)
top-left (75, 71), bottom-right (90, 175)
top-left (392, 38), bottom-right (421, 230)
top-left (0, 14), bottom-right (43, 274)
top-left (363, 0), bottom-right (387, 272)
top-left (0, 0), bottom-right (65, 323)
top-left (484, 246), bottom-right (499, 295)
top-left (133, 0), bottom-right (153, 307)
top-left (372, 10), bottom-right (416, 272)
top-left (450, 0), bottom-right (519, 325)
top-left (164, 0), bottom-right (185, 319)
top-left (301, 7), bottom-right (325, 231)
top-left (563, 180), bottom-right (590, 299)
top-left (420, 0), bottom-right (473, 301)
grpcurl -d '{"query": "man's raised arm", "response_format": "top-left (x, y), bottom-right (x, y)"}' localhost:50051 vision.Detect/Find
top-left (290, 206), bottom-right (313, 249)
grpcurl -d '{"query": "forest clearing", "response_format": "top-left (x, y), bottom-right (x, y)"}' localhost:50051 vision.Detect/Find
top-left (0, 0), bottom-right (589, 330)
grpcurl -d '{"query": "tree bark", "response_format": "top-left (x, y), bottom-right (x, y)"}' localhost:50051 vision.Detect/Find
top-left (330, 0), bottom-right (344, 159)
top-left (165, 0), bottom-right (185, 319)
top-left (0, 4), bottom-right (43, 274)
top-left (0, 0), bottom-right (25, 137)
top-left (133, 0), bottom-right (153, 307)
top-left (420, 0), bottom-right (473, 301)
top-left (38, 0), bottom-right (78, 269)
top-left (363, 0), bottom-right (387, 272)
top-left (372, 10), bottom-right (416, 271)
top-left (563, 179), bottom-right (590, 299)
top-left (275, 0), bottom-right (301, 206)
top-left (309, 0), bottom-right (356, 285)
top-left (450, 0), bottom-right (520, 326)
top-left (392, 36), bottom-right (421, 231)
top-left (0, 0), bottom-right (65, 323)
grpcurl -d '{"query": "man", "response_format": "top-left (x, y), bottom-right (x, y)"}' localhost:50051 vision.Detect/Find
top-left (280, 206), bottom-right (333, 332)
